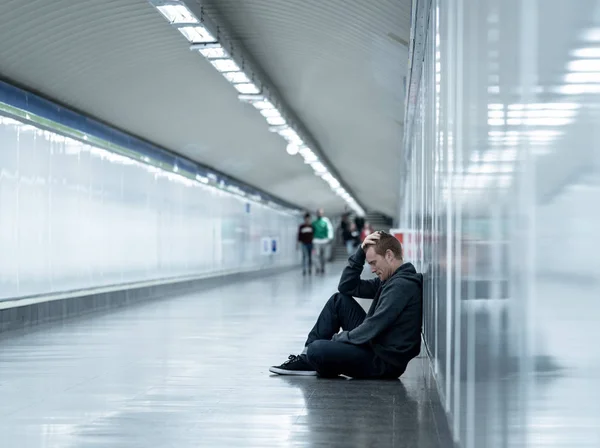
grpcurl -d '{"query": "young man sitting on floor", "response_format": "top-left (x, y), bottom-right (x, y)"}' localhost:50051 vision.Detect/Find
top-left (269, 231), bottom-right (423, 379)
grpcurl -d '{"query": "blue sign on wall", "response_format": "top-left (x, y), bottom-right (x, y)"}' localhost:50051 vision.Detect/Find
top-left (271, 239), bottom-right (277, 254)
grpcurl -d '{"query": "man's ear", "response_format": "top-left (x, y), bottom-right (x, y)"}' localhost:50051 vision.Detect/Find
top-left (385, 249), bottom-right (394, 262)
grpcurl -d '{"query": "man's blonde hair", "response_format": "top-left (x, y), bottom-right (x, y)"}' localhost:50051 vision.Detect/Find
top-left (371, 231), bottom-right (403, 259)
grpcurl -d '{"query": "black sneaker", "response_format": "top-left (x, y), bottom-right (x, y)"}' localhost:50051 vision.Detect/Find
top-left (269, 354), bottom-right (317, 376)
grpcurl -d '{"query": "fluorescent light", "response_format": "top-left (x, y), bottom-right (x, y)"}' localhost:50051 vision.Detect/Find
top-left (311, 162), bottom-right (327, 174)
top-left (302, 154), bottom-right (318, 164)
top-left (529, 130), bottom-right (562, 140)
top-left (556, 84), bottom-right (600, 94)
top-left (195, 174), bottom-right (209, 184)
top-left (156, 4), bottom-right (197, 24)
top-left (506, 109), bottom-right (577, 119)
top-left (572, 47), bottom-right (600, 58)
top-left (260, 108), bottom-right (281, 118)
top-left (278, 128), bottom-right (301, 143)
top-left (322, 173), bottom-right (341, 189)
top-left (488, 119), bottom-right (505, 126)
top-left (197, 45), bottom-right (229, 59)
top-left (303, 154), bottom-right (318, 164)
top-left (488, 104), bottom-right (504, 110)
top-left (252, 100), bottom-right (275, 110)
top-left (267, 116), bottom-right (286, 126)
top-left (482, 149), bottom-right (517, 163)
top-left (322, 173), bottom-right (335, 182)
top-left (177, 25), bottom-right (215, 43)
top-left (238, 94), bottom-right (264, 102)
top-left (286, 143), bottom-right (299, 155)
top-left (468, 163), bottom-right (514, 174)
top-left (211, 59), bottom-right (241, 72)
top-left (565, 72), bottom-right (600, 83)
top-left (299, 147), bottom-right (318, 163)
top-left (268, 125), bottom-right (288, 133)
top-left (529, 102), bottom-right (579, 110)
top-left (506, 117), bottom-right (572, 126)
top-left (568, 59), bottom-right (600, 72)
top-left (488, 111), bottom-right (504, 118)
top-left (234, 83), bottom-right (260, 94)
top-left (547, 103), bottom-right (579, 110)
top-left (223, 72), bottom-right (250, 83)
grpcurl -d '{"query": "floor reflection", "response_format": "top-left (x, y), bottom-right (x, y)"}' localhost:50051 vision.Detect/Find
top-left (275, 374), bottom-right (445, 448)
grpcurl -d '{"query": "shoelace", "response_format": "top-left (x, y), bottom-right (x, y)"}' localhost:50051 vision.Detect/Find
top-left (282, 354), bottom-right (300, 366)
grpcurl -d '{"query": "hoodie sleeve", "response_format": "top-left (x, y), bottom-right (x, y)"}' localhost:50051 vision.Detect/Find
top-left (333, 278), bottom-right (413, 345)
top-left (338, 247), bottom-right (380, 299)
top-left (325, 217), bottom-right (334, 240)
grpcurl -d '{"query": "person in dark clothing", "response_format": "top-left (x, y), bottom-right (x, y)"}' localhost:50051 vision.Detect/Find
top-left (298, 213), bottom-right (314, 275)
top-left (342, 222), bottom-right (360, 255)
top-left (340, 213), bottom-right (350, 235)
top-left (270, 231), bottom-right (423, 379)
top-left (354, 215), bottom-right (365, 233)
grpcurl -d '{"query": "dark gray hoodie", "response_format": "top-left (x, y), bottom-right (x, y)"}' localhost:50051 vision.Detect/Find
top-left (332, 248), bottom-right (423, 368)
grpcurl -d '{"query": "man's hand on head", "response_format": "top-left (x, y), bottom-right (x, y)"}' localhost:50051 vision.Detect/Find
top-left (361, 231), bottom-right (381, 251)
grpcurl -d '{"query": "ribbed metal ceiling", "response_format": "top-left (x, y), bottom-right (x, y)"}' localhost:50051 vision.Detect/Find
top-left (0, 0), bottom-right (411, 217)
top-left (202, 0), bottom-right (411, 217)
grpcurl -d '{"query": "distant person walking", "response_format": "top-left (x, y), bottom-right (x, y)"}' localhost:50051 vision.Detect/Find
top-left (298, 213), bottom-right (314, 276)
top-left (342, 222), bottom-right (360, 256)
top-left (312, 208), bottom-right (334, 275)
top-left (354, 215), bottom-right (365, 234)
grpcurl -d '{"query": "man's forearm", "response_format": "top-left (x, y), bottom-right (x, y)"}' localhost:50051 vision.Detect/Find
top-left (338, 248), bottom-right (379, 298)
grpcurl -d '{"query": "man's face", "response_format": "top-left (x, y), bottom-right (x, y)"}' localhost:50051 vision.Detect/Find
top-left (365, 246), bottom-right (394, 281)
top-left (317, 209), bottom-right (324, 218)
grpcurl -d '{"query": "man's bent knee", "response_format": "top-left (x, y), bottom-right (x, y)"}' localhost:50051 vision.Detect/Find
top-left (327, 292), bottom-right (354, 306)
top-left (305, 340), bottom-right (328, 367)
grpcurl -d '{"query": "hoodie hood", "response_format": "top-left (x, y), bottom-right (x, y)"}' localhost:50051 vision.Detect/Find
top-left (388, 262), bottom-right (423, 287)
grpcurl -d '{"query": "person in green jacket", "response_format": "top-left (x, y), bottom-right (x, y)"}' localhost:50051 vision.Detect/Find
top-left (311, 208), bottom-right (334, 274)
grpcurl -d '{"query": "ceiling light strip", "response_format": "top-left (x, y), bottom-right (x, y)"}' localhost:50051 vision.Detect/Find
top-left (148, 0), bottom-right (365, 216)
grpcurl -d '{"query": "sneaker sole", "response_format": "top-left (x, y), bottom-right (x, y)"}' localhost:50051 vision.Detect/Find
top-left (269, 366), bottom-right (317, 376)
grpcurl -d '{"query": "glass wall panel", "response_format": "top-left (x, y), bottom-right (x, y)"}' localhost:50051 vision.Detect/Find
top-left (402, 0), bottom-right (600, 446)
top-left (0, 110), bottom-right (298, 301)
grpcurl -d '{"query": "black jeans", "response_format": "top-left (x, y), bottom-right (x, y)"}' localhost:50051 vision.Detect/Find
top-left (304, 293), bottom-right (405, 379)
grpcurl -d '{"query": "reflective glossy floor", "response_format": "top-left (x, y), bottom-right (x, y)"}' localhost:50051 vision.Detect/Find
top-left (0, 264), bottom-right (450, 448)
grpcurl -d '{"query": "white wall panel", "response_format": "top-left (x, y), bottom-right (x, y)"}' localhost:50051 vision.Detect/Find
top-left (0, 112), bottom-right (298, 301)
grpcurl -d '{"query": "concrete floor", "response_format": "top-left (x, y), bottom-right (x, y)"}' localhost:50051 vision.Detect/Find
top-left (0, 264), bottom-right (451, 447)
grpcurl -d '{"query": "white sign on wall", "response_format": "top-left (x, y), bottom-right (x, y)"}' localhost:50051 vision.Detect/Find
top-left (261, 237), bottom-right (271, 256)
top-left (261, 237), bottom-right (279, 255)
